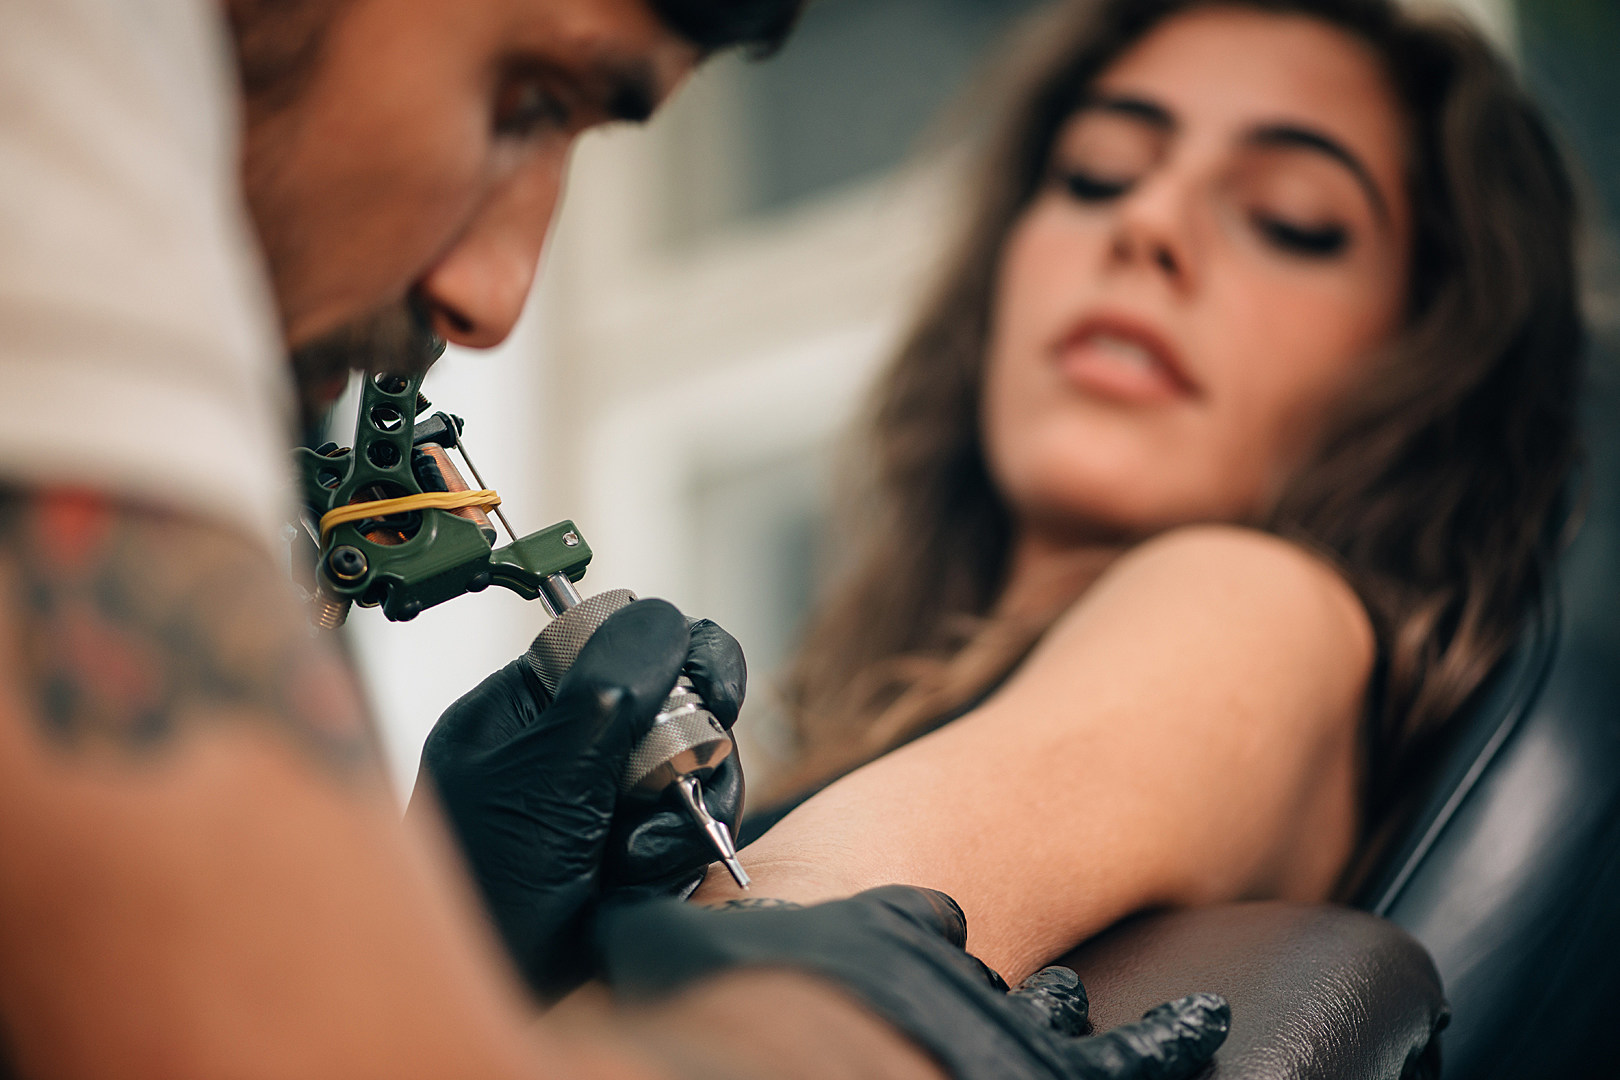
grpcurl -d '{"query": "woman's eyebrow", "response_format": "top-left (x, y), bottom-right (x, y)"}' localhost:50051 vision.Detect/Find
top-left (1246, 124), bottom-right (1390, 223)
top-left (1079, 92), bottom-right (1176, 131)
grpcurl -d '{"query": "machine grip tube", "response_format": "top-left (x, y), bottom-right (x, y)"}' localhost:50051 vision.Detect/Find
top-left (524, 590), bottom-right (734, 796)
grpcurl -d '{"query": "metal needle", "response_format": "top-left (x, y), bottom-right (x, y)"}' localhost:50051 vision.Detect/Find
top-left (676, 774), bottom-right (751, 889)
top-left (453, 435), bottom-right (518, 542)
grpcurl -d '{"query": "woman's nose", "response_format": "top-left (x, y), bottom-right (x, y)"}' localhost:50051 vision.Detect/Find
top-left (1107, 169), bottom-right (1198, 294)
top-left (415, 161), bottom-right (562, 349)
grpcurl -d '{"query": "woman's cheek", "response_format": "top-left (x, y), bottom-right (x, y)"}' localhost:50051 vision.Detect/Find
top-left (984, 224), bottom-right (1060, 437)
top-left (1221, 300), bottom-right (1377, 502)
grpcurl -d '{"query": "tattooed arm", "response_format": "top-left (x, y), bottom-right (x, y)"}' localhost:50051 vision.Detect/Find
top-left (0, 488), bottom-right (943, 1080)
top-left (0, 489), bottom-right (377, 767)
top-left (0, 487), bottom-right (576, 1078)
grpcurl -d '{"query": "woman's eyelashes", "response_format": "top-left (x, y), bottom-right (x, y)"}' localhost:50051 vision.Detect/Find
top-left (1057, 166), bottom-right (1136, 203)
top-left (1250, 212), bottom-right (1350, 257)
top-left (1052, 157), bottom-right (1352, 260)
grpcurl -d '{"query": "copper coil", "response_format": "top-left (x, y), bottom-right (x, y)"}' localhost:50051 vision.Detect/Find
top-left (344, 481), bottom-right (415, 547)
top-left (363, 527), bottom-right (410, 547)
top-left (419, 443), bottom-right (497, 544)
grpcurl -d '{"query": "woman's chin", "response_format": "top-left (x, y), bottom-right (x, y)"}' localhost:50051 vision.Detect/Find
top-left (1011, 479), bottom-right (1246, 545)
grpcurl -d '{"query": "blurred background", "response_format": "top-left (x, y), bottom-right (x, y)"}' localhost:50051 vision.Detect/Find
top-left (339, 0), bottom-right (1617, 801)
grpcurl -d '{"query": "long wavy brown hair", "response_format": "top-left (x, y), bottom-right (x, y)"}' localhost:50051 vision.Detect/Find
top-left (779, 0), bottom-right (1584, 845)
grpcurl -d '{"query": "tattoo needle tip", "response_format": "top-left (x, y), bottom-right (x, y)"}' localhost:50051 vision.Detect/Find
top-left (721, 853), bottom-right (752, 890)
top-left (676, 774), bottom-right (750, 890)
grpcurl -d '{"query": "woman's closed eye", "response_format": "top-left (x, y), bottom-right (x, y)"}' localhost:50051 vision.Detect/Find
top-left (1057, 166), bottom-right (1136, 203)
top-left (1048, 104), bottom-right (1165, 205)
top-left (1250, 211), bottom-right (1350, 258)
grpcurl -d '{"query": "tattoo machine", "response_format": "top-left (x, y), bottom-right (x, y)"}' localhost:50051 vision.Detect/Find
top-left (292, 366), bottom-right (749, 888)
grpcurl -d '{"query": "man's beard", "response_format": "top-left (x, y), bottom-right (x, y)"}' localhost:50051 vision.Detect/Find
top-left (289, 302), bottom-right (446, 428)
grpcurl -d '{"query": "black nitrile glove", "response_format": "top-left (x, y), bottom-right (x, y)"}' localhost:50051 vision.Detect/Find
top-left (409, 600), bottom-right (747, 998)
top-left (596, 886), bottom-right (1230, 1080)
top-left (602, 617), bottom-right (747, 901)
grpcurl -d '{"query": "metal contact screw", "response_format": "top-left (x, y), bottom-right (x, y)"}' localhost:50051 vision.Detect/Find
top-left (562, 531), bottom-right (581, 548)
top-left (327, 545), bottom-right (368, 582)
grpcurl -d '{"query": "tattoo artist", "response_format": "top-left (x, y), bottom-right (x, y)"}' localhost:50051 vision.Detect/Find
top-left (0, 1), bottom-right (1229, 1078)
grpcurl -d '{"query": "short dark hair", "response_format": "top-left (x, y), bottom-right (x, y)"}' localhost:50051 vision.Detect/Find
top-left (227, 0), bottom-right (805, 115)
top-left (226, 0), bottom-right (343, 113)
top-left (648, 0), bottom-right (805, 55)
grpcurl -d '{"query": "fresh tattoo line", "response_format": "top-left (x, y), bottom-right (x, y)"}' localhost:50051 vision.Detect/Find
top-left (0, 487), bottom-right (379, 775)
top-left (709, 898), bottom-right (804, 912)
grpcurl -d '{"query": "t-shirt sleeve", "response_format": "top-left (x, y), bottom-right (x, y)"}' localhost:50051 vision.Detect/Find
top-left (0, 0), bottom-right (296, 549)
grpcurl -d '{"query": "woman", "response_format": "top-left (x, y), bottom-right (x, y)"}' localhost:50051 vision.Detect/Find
top-left (694, 0), bottom-right (1584, 984)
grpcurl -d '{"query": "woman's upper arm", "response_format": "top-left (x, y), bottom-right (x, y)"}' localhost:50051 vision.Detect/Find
top-left (718, 525), bottom-right (1375, 979)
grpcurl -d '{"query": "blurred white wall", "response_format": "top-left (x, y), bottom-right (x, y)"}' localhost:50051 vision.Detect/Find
top-left (353, 0), bottom-right (1522, 800)
top-left (1445, 0), bottom-right (1515, 47)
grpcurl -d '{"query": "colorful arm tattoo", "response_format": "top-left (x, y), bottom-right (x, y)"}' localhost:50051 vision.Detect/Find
top-left (0, 487), bottom-right (379, 775)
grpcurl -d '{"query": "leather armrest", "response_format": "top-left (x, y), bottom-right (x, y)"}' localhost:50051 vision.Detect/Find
top-left (1059, 902), bottom-right (1448, 1080)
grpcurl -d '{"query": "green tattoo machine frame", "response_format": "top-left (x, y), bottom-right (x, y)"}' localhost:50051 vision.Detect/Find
top-left (292, 366), bottom-right (751, 886)
top-left (293, 370), bottom-right (591, 628)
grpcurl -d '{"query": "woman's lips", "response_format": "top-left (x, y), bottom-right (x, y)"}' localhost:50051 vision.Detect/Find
top-left (1052, 316), bottom-right (1198, 404)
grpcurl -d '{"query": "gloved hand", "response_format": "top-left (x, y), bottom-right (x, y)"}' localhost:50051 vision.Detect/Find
top-left (407, 600), bottom-right (748, 998)
top-left (595, 886), bottom-right (1230, 1080)
top-left (601, 617), bottom-right (747, 902)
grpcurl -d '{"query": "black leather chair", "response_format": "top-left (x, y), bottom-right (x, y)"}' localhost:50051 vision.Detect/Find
top-left (1065, 361), bottom-right (1620, 1078)
top-left (1347, 365), bottom-right (1620, 1078)
top-left (1064, 902), bottom-right (1447, 1079)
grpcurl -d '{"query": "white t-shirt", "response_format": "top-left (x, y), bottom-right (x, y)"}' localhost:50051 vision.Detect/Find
top-left (0, 0), bottom-right (294, 549)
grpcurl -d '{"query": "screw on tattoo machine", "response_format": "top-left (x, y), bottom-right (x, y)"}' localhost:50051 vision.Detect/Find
top-left (291, 363), bottom-right (749, 888)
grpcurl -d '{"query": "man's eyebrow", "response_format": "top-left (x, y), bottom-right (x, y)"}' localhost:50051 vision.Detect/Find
top-left (592, 55), bottom-right (659, 123)
top-left (506, 51), bottom-right (661, 124)
top-left (1077, 93), bottom-right (1177, 131)
top-left (1247, 124), bottom-right (1390, 222)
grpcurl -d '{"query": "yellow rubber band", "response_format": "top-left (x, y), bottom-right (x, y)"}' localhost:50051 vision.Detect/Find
top-left (320, 490), bottom-right (501, 541)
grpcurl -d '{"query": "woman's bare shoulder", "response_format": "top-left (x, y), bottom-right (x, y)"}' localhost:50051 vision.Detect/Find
top-left (1099, 524), bottom-right (1371, 650)
top-left (1023, 524), bottom-right (1376, 720)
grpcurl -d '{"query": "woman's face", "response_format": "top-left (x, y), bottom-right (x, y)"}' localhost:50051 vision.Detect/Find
top-left (983, 6), bottom-right (1412, 542)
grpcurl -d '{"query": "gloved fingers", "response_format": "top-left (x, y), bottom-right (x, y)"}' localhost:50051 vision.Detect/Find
top-left (695, 747), bottom-right (745, 824)
top-left (1066, 993), bottom-right (1230, 1080)
top-left (603, 753), bottom-right (746, 895)
top-left (857, 884), bottom-right (972, 951)
top-left (1007, 966), bottom-right (1089, 1037)
top-left (683, 618), bottom-right (747, 730)
top-left (419, 659), bottom-right (544, 764)
top-left (611, 753), bottom-right (746, 857)
top-left (854, 885), bottom-right (1025, 993)
top-left (549, 599), bottom-right (691, 752)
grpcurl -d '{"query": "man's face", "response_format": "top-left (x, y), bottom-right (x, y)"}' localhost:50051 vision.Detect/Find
top-left (236, 0), bottom-right (698, 408)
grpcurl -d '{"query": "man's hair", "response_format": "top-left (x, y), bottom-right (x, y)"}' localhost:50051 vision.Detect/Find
top-left (227, 0), bottom-right (343, 113)
top-left (227, 0), bottom-right (805, 115)
top-left (649, 0), bottom-right (805, 55)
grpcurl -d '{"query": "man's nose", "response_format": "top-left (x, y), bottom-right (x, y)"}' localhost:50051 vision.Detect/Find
top-left (416, 161), bottom-right (562, 349)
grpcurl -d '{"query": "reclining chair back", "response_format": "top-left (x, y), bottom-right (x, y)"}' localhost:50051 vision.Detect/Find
top-left (1352, 373), bottom-right (1620, 1079)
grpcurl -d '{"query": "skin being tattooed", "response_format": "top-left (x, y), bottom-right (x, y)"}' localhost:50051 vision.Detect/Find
top-left (0, 487), bottom-right (378, 775)
top-left (709, 898), bottom-right (804, 912)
